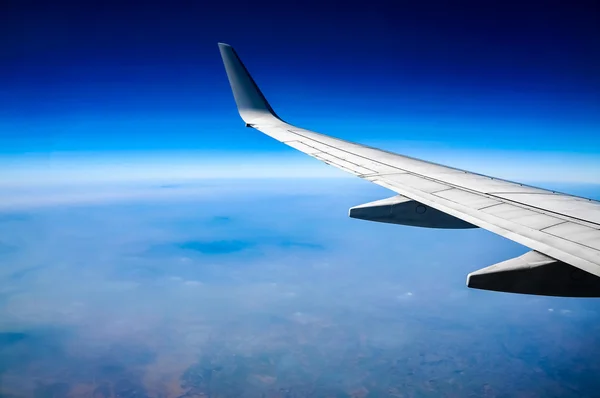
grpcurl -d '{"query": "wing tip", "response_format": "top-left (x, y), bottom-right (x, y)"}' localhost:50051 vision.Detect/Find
top-left (218, 42), bottom-right (282, 124)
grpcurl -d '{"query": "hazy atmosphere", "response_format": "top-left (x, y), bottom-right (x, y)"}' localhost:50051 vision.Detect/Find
top-left (1, 180), bottom-right (600, 397)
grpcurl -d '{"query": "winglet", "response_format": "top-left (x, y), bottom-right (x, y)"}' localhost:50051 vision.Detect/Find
top-left (218, 43), bottom-right (282, 125)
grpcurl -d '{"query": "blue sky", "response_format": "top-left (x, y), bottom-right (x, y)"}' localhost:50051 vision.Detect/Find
top-left (1, 0), bottom-right (599, 185)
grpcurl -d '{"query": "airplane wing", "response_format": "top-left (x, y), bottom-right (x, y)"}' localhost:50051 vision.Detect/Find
top-left (218, 43), bottom-right (600, 297)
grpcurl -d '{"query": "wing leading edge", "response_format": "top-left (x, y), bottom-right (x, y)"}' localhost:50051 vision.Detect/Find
top-left (218, 43), bottom-right (600, 297)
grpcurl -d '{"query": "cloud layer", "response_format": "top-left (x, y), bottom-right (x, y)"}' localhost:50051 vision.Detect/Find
top-left (1, 179), bottom-right (599, 397)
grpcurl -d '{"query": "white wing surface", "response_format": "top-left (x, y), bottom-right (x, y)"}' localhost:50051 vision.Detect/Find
top-left (218, 43), bottom-right (600, 297)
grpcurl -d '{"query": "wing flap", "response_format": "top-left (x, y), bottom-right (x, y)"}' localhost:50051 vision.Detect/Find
top-left (433, 189), bottom-right (502, 209)
top-left (481, 203), bottom-right (565, 229)
top-left (493, 193), bottom-right (600, 226)
top-left (543, 223), bottom-right (600, 251)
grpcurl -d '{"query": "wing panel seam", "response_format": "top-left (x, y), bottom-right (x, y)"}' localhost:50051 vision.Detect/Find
top-left (285, 129), bottom-right (600, 229)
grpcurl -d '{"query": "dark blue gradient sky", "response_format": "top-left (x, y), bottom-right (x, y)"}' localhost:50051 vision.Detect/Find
top-left (1, 0), bottom-right (599, 183)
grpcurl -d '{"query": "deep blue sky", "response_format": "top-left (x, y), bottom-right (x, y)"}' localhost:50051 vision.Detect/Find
top-left (1, 0), bottom-right (599, 182)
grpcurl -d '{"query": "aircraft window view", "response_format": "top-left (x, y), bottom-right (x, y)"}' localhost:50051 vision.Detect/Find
top-left (1, 1), bottom-right (599, 397)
